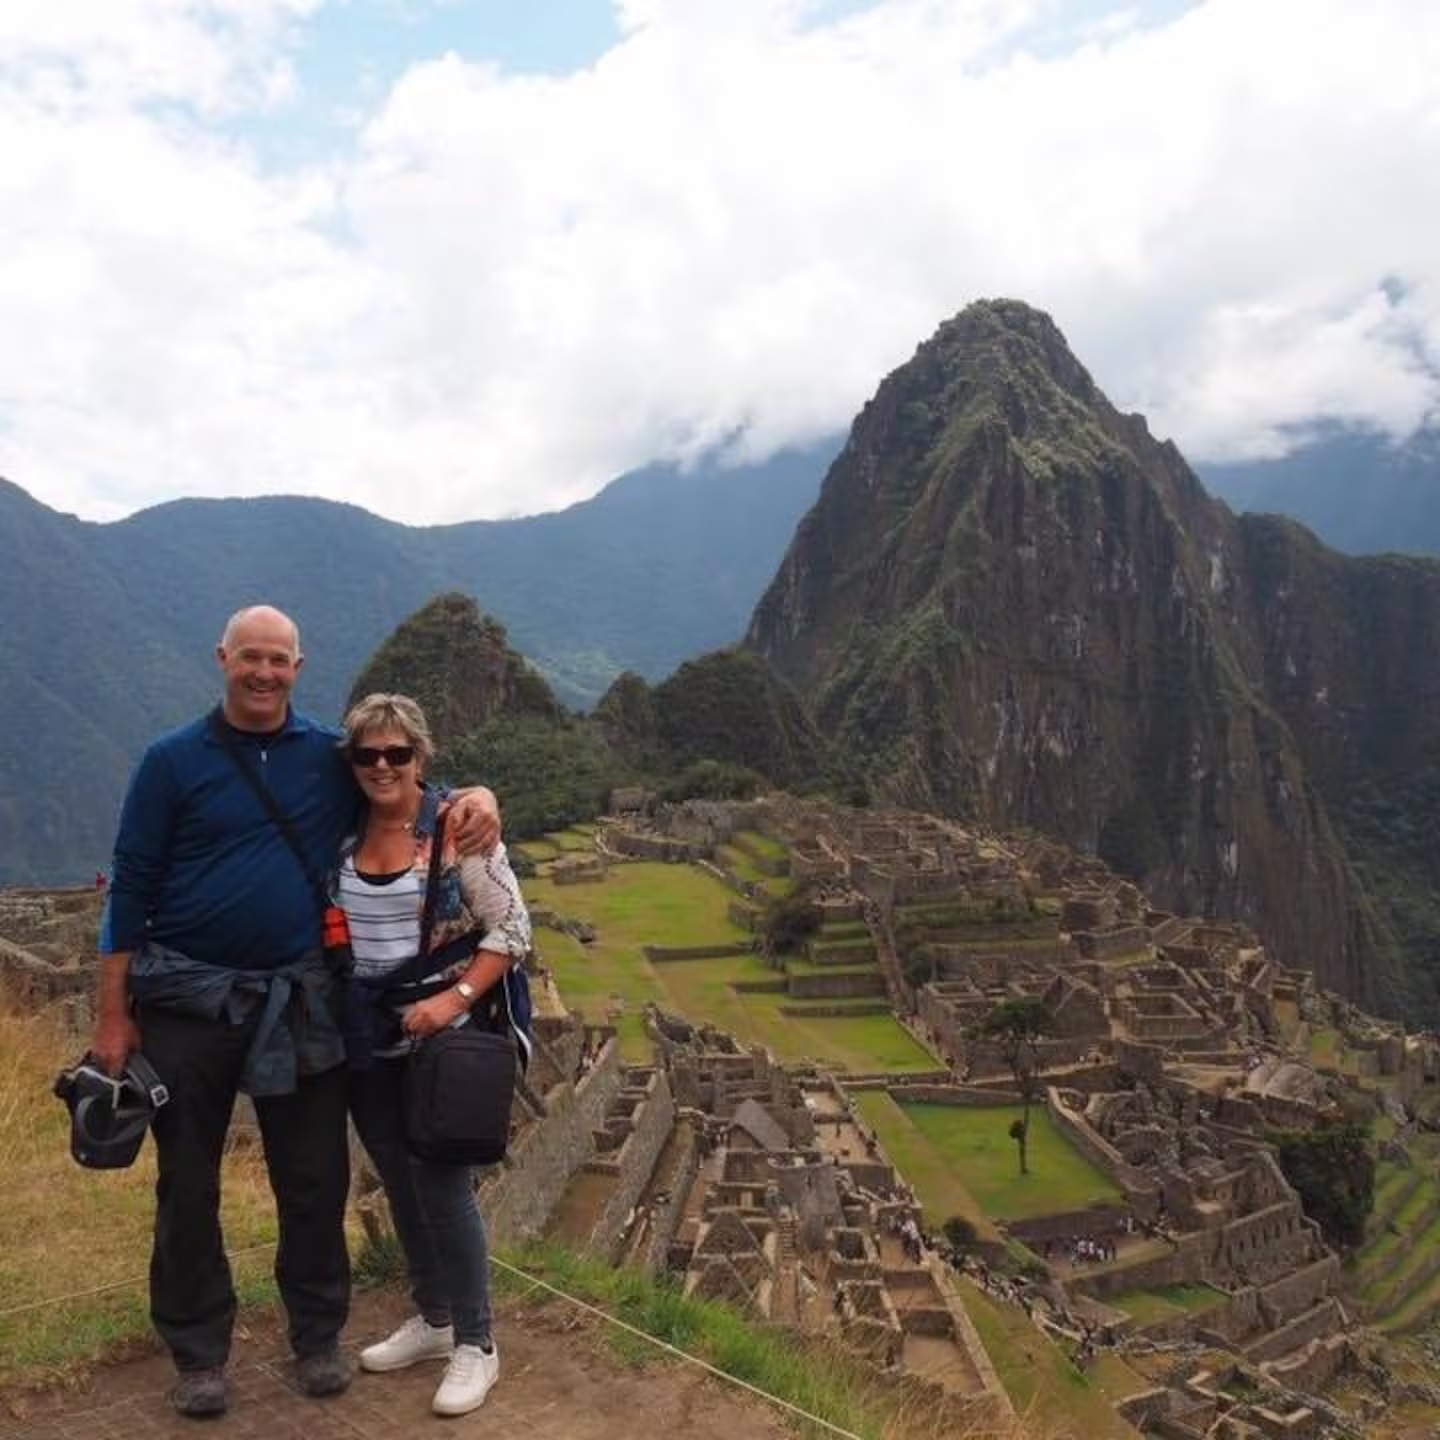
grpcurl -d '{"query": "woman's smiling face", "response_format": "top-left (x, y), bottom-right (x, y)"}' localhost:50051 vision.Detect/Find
top-left (349, 725), bottom-right (421, 813)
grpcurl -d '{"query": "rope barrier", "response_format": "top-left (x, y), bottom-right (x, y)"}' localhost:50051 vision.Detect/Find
top-left (4, 1244), bottom-right (867, 1439)
top-left (0, 1241), bottom-right (277, 1320)
top-left (488, 1255), bottom-right (865, 1440)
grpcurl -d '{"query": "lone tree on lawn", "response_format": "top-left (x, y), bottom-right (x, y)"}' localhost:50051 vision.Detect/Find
top-left (978, 996), bottom-right (1052, 1176)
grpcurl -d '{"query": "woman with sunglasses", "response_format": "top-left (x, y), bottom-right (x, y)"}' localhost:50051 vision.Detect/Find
top-left (335, 692), bottom-right (531, 1417)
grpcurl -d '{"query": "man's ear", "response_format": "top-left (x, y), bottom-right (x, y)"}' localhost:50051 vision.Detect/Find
top-left (294, 653), bottom-right (305, 674)
top-left (215, 644), bottom-right (227, 668)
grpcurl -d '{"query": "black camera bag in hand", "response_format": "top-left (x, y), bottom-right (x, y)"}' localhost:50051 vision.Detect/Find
top-left (400, 811), bottom-right (519, 1166)
top-left (404, 1025), bottom-right (517, 1165)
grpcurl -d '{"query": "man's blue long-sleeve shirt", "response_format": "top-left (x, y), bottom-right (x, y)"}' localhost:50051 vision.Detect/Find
top-left (100, 708), bottom-right (359, 970)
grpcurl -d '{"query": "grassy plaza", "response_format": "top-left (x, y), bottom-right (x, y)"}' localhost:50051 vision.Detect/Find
top-left (853, 1092), bottom-right (1124, 1224)
top-left (523, 855), bottom-right (933, 1071)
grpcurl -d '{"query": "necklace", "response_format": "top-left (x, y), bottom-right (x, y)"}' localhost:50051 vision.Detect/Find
top-left (372, 817), bottom-right (416, 833)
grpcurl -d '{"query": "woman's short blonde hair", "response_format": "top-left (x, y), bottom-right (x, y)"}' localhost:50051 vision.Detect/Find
top-left (341, 692), bottom-right (436, 767)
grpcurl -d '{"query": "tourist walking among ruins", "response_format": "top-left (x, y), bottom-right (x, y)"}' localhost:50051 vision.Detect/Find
top-left (93, 607), bottom-right (499, 1420)
top-left (336, 692), bottom-right (532, 1418)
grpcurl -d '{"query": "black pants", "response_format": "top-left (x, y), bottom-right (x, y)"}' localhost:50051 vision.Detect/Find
top-left (140, 1003), bottom-right (351, 1371)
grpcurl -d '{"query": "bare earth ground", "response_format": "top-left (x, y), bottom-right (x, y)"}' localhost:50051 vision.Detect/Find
top-left (0, 1286), bottom-right (797, 1440)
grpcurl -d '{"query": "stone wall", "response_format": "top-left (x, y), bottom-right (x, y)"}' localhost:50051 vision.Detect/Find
top-left (587, 1068), bottom-right (677, 1260)
top-left (1255, 1256), bottom-right (1339, 1327)
top-left (803, 939), bottom-right (877, 966)
top-left (1075, 926), bottom-right (1152, 960)
top-left (1260, 1333), bottom-right (1348, 1394)
top-left (0, 938), bottom-right (91, 1009)
top-left (1213, 1200), bottom-right (1316, 1280)
top-left (727, 900), bottom-right (761, 931)
top-left (888, 1084), bottom-right (1020, 1106)
top-left (1045, 1087), bottom-right (1149, 1196)
top-left (932, 943), bottom-right (1077, 978)
top-left (1075, 1245), bottom-right (1185, 1301)
top-left (1246, 1298), bottom-right (1345, 1363)
top-left (790, 848), bottom-right (846, 884)
top-left (638, 1123), bottom-right (700, 1273)
top-left (1008, 1204), bottom-right (1135, 1248)
top-left (787, 970), bottom-right (886, 1000)
top-left (1114, 1037), bottom-right (1167, 1083)
top-left (644, 942), bottom-right (754, 962)
top-left (608, 832), bottom-right (711, 863)
top-left (479, 1035), bottom-right (625, 1245)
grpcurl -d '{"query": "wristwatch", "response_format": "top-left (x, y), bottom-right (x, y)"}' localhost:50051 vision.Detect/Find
top-left (454, 980), bottom-right (477, 1002)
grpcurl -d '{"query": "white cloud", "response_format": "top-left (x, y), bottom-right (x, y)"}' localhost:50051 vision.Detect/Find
top-left (0, 0), bottom-right (319, 114)
top-left (1, 0), bottom-right (1439, 523)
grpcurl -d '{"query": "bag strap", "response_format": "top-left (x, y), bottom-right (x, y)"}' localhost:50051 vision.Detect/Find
top-left (208, 707), bottom-right (329, 918)
top-left (416, 808), bottom-right (448, 960)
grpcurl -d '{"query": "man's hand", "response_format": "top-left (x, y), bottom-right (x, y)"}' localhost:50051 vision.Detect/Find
top-left (92, 953), bottom-right (138, 1075)
top-left (91, 1008), bottom-right (141, 1077)
top-left (444, 786), bottom-right (501, 856)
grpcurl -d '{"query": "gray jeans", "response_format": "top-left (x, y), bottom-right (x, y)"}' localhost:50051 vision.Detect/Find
top-left (348, 1060), bottom-right (492, 1346)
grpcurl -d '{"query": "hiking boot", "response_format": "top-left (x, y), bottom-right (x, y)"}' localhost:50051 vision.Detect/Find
top-left (295, 1345), bottom-right (353, 1397)
top-left (359, 1314), bottom-right (455, 1372)
top-left (170, 1367), bottom-right (228, 1418)
top-left (431, 1341), bottom-right (499, 1416)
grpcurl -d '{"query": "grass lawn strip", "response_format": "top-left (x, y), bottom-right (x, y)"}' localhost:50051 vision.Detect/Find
top-left (734, 829), bottom-right (787, 861)
top-left (1362, 1201), bottom-right (1440, 1310)
top-left (1356, 1176), bottom-right (1434, 1281)
top-left (1370, 1161), bottom-right (1412, 1220)
top-left (850, 1091), bottom-right (992, 1235)
top-left (897, 1102), bottom-right (1123, 1220)
top-left (1378, 1258), bottom-right (1440, 1334)
top-left (715, 843), bottom-right (776, 890)
top-left (956, 1276), bottom-right (1143, 1438)
top-left (1107, 1283), bottom-right (1223, 1327)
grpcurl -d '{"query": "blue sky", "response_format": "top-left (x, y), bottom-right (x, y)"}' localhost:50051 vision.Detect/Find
top-left (261, 0), bottom-right (1200, 158)
top-left (225, 1), bottom-right (624, 164)
top-left (0, 0), bottom-right (1436, 524)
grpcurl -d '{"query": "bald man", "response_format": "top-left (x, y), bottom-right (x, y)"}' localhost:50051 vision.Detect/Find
top-left (93, 605), bottom-right (498, 1419)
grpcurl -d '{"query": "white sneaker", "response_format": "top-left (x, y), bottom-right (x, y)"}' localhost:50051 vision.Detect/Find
top-left (359, 1315), bottom-right (455, 1373)
top-left (431, 1342), bottom-right (499, 1416)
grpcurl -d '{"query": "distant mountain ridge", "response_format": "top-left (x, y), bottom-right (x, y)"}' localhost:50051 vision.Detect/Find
top-left (748, 300), bottom-right (1440, 1021)
top-left (0, 444), bottom-right (833, 884)
top-left (1198, 425), bottom-right (1440, 557)
top-left (338, 593), bottom-right (838, 842)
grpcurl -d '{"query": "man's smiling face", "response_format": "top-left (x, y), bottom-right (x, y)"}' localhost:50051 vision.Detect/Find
top-left (217, 608), bottom-right (302, 732)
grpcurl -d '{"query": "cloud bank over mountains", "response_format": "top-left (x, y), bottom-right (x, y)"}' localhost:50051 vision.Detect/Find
top-left (2, 0), bottom-right (1438, 524)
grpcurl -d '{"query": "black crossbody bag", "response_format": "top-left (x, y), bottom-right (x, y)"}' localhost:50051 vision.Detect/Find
top-left (400, 811), bottom-right (518, 1166)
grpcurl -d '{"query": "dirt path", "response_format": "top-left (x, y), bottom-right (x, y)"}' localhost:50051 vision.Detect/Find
top-left (0, 1285), bottom-right (802, 1440)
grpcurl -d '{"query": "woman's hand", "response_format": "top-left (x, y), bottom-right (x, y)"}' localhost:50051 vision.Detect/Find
top-left (402, 989), bottom-right (471, 1039)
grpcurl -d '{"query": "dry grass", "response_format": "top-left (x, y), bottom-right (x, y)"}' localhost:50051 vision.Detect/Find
top-left (0, 1002), bottom-right (280, 1390)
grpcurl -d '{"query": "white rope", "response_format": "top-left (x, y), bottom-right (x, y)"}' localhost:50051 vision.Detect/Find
top-left (489, 1255), bottom-right (866, 1440)
top-left (0, 1241), bottom-right (277, 1320)
top-left (4, 1244), bottom-right (868, 1439)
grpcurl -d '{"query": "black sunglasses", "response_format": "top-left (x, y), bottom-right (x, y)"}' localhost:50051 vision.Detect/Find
top-left (349, 744), bottom-right (416, 768)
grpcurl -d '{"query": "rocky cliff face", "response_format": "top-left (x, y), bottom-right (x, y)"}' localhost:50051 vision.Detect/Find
top-left (748, 300), bottom-right (1440, 1017)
